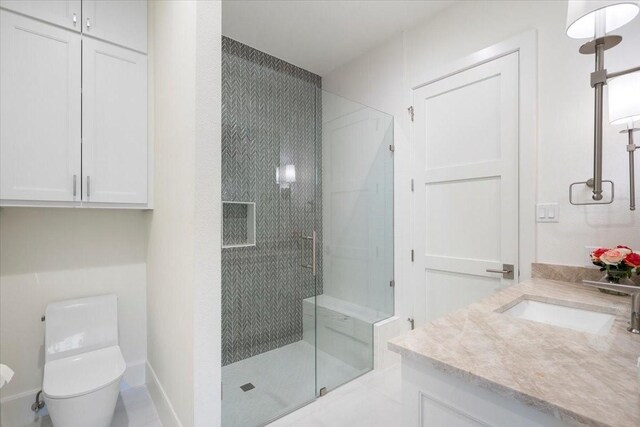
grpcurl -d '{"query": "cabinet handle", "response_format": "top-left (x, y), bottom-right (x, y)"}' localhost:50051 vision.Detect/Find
top-left (86, 176), bottom-right (91, 198)
top-left (73, 175), bottom-right (77, 198)
top-left (86, 17), bottom-right (91, 29)
top-left (72, 13), bottom-right (77, 25)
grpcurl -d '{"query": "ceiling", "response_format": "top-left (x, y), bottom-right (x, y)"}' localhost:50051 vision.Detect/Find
top-left (222, 0), bottom-right (457, 76)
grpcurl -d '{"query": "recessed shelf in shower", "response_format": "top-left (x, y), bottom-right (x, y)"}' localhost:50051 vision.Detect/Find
top-left (222, 201), bottom-right (256, 248)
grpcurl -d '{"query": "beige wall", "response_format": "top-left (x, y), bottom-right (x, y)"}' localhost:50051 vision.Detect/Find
top-left (0, 208), bottom-right (148, 423)
top-left (147, 1), bottom-right (221, 426)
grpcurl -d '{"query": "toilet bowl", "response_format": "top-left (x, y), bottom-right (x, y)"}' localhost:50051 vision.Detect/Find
top-left (42, 295), bottom-right (125, 427)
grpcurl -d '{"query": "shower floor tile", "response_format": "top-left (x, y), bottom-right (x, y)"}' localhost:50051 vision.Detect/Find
top-left (222, 340), bottom-right (362, 427)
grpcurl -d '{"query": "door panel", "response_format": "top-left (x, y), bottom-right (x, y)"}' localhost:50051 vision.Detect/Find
top-left (0, 10), bottom-right (81, 202)
top-left (0, 0), bottom-right (81, 31)
top-left (82, 0), bottom-right (147, 52)
top-left (413, 53), bottom-right (519, 325)
top-left (82, 37), bottom-right (147, 204)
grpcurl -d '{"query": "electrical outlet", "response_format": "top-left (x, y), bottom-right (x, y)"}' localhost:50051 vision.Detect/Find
top-left (585, 246), bottom-right (598, 268)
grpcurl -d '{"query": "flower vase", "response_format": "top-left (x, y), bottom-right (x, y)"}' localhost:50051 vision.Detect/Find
top-left (598, 273), bottom-right (635, 296)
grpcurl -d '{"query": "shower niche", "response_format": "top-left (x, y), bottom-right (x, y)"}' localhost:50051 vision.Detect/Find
top-left (222, 201), bottom-right (256, 248)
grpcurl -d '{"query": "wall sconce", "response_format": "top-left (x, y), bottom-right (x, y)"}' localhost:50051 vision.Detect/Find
top-left (276, 164), bottom-right (296, 189)
top-left (608, 72), bottom-right (640, 210)
top-left (566, 0), bottom-right (640, 206)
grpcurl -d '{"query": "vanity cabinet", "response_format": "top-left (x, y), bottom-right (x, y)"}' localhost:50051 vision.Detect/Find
top-left (0, 1), bottom-right (149, 208)
top-left (401, 358), bottom-right (568, 427)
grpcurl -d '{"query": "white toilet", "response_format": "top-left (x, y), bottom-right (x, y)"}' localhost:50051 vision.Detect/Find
top-left (42, 294), bottom-right (125, 427)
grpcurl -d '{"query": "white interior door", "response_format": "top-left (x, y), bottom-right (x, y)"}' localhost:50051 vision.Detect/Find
top-left (0, 10), bottom-right (81, 202)
top-left (412, 53), bottom-right (519, 326)
top-left (82, 37), bottom-right (147, 204)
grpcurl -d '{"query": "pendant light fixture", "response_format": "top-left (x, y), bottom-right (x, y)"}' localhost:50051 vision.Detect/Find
top-left (566, 0), bottom-right (640, 207)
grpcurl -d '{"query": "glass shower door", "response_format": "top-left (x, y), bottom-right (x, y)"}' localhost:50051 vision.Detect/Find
top-left (316, 90), bottom-right (394, 394)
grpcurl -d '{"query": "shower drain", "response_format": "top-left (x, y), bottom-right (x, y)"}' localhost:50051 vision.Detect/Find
top-left (240, 383), bottom-right (255, 392)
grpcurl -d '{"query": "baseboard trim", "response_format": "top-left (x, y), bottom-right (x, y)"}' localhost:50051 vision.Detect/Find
top-left (146, 361), bottom-right (183, 427)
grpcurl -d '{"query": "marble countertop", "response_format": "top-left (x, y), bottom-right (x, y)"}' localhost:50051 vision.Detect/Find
top-left (388, 278), bottom-right (640, 427)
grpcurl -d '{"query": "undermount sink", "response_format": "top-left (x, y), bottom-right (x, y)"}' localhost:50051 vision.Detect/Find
top-left (502, 299), bottom-right (615, 335)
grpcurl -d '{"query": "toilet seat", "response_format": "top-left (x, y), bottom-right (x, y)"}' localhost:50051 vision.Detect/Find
top-left (43, 345), bottom-right (125, 399)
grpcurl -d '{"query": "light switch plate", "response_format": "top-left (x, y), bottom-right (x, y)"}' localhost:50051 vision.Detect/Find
top-left (536, 203), bottom-right (559, 223)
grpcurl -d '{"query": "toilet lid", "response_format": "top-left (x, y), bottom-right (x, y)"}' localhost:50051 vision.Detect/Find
top-left (43, 345), bottom-right (126, 399)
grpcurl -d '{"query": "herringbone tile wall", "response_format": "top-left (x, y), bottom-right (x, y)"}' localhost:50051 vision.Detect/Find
top-left (221, 37), bottom-right (323, 366)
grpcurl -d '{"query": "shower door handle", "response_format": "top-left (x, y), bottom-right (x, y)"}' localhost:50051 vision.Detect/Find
top-left (300, 231), bottom-right (316, 276)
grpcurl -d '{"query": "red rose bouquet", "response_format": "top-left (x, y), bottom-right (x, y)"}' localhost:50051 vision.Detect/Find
top-left (591, 245), bottom-right (640, 283)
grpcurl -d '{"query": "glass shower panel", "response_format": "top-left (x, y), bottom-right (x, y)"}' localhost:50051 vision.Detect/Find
top-left (317, 90), bottom-right (394, 393)
top-left (221, 37), bottom-right (319, 427)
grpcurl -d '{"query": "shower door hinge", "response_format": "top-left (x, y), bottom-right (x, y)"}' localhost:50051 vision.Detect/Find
top-left (408, 106), bottom-right (414, 122)
top-left (389, 280), bottom-right (395, 288)
top-left (389, 144), bottom-right (395, 152)
top-left (408, 317), bottom-right (415, 330)
top-left (411, 249), bottom-right (415, 262)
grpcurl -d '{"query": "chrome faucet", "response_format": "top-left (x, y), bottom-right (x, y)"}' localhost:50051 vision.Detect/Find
top-left (581, 280), bottom-right (640, 334)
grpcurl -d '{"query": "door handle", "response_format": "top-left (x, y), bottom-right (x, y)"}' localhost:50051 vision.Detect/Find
top-left (300, 231), bottom-right (317, 276)
top-left (86, 17), bottom-right (91, 29)
top-left (72, 13), bottom-right (77, 25)
top-left (486, 264), bottom-right (514, 280)
top-left (73, 174), bottom-right (77, 198)
top-left (86, 176), bottom-right (91, 198)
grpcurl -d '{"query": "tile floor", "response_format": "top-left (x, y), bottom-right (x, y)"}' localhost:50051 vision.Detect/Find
top-left (35, 386), bottom-right (162, 427)
top-left (29, 359), bottom-right (400, 427)
top-left (222, 340), bottom-right (365, 427)
top-left (266, 362), bottom-right (402, 427)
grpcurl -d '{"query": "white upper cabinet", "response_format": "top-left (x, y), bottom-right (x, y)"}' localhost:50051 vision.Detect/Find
top-left (82, 0), bottom-right (147, 52)
top-left (0, 10), bottom-right (81, 202)
top-left (82, 37), bottom-right (148, 204)
top-left (0, 0), bottom-right (81, 31)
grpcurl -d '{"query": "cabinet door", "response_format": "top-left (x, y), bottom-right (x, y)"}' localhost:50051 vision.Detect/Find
top-left (82, 37), bottom-right (147, 205)
top-left (82, 0), bottom-right (147, 53)
top-left (0, 0), bottom-right (81, 31)
top-left (0, 10), bottom-right (81, 202)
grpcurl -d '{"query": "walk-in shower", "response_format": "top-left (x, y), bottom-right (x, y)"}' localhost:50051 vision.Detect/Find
top-left (221, 37), bottom-right (394, 427)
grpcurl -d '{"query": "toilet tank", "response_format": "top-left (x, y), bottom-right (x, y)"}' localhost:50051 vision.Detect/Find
top-left (45, 294), bottom-right (119, 362)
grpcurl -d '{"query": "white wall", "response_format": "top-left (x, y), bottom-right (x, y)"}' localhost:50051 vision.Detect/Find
top-left (323, 0), bottom-right (640, 322)
top-left (0, 208), bottom-right (148, 425)
top-left (146, 1), bottom-right (221, 426)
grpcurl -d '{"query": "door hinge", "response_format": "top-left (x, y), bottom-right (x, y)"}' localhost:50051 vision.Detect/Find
top-left (411, 249), bottom-right (415, 262)
top-left (389, 144), bottom-right (395, 152)
top-left (408, 317), bottom-right (415, 330)
top-left (411, 179), bottom-right (414, 192)
top-left (408, 106), bottom-right (414, 122)
top-left (389, 280), bottom-right (395, 288)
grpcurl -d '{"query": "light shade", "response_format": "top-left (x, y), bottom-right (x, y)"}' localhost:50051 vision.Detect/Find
top-left (608, 72), bottom-right (640, 125)
top-left (284, 164), bottom-right (296, 183)
top-left (566, 0), bottom-right (639, 39)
